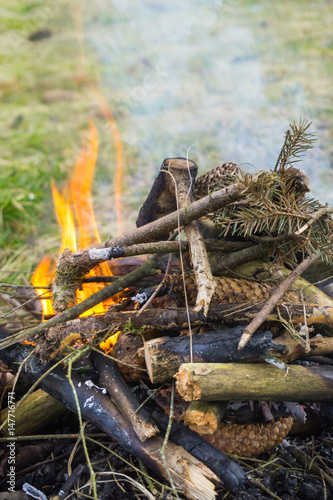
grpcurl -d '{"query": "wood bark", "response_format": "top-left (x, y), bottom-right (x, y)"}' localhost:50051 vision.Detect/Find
top-left (142, 328), bottom-right (274, 384)
top-left (0, 389), bottom-right (65, 436)
top-left (94, 354), bottom-right (159, 442)
top-left (272, 331), bottom-right (333, 362)
top-left (175, 362), bottom-right (333, 402)
top-left (183, 401), bottom-right (228, 435)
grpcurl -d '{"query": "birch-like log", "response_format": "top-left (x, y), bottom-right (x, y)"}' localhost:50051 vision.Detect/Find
top-left (165, 157), bottom-right (215, 314)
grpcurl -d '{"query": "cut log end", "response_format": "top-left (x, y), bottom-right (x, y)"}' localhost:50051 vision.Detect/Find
top-left (183, 401), bottom-right (228, 435)
top-left (175, 365), bottom-right (202, 401)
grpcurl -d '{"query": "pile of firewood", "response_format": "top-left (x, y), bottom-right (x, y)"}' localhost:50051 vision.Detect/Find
top-left (2, 122), bottom-right (333, 498)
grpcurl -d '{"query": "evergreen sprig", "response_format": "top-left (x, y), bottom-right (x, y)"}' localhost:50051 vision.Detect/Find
top-left (214, 169), bottom-right (333, 267)
top-left (274, 118), bottom-right (317, 173)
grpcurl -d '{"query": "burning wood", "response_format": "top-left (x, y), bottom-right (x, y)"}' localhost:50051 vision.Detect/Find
top-left (2, 120), bottom-right (333, 497)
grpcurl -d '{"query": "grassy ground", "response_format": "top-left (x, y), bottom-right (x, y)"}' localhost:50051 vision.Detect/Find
top-left (0, 0), bottom-right (332, 285)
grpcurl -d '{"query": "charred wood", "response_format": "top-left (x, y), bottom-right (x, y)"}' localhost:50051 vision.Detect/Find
top-left (145, 405), bottom-right (248, 493)
top-left (142, 328), bottom-right (275, 384)
top-left (94, 353), bottom-right (159, 442)
top-left (0, 328), bottom-right (221, 500)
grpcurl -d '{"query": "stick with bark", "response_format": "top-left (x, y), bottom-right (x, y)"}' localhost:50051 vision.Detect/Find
top-left (0, 254), bottom-right (160, 350)
top-left (238, 254), bottom-right (320, 349)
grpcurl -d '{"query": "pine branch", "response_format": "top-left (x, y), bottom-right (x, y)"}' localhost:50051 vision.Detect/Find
top-left (274, 118), bottom-right (317, 173)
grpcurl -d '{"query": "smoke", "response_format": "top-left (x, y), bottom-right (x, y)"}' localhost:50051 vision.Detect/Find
top-left (82, 0), bottom-right (331, 207)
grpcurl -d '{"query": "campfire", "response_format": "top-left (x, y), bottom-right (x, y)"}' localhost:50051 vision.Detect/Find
top-left (1, 118), bottom-right (333, 499)
top-left (31, 122), bottom-right (116, 319)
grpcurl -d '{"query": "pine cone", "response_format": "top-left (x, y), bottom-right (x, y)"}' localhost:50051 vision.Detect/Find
top-left (203, 416), bottom-right (294, 457)
top-left (167, 273), bottom-right (300, 305)
top-left (193, 162), bottom-right (239, 200)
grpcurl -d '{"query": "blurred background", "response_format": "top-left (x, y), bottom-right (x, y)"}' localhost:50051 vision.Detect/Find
top-left (1, 0), bottom-right (332, 281)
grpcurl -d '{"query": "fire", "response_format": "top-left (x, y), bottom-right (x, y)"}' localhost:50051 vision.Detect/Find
top-left (32, 122), bottom-right (115, 318)
top-left (31, 256), bottom-right (54, 316)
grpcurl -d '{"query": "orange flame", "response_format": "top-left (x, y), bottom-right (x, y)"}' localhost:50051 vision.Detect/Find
top-left (31, 256), bottom-right (54, 316)
top-left (32, 122), bottom-right (115, 318)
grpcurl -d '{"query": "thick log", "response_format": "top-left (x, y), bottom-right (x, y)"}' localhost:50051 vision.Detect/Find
top-left (136, 157), bottom-right (198, 227)
top-left (272, 332), bottom-right (333, 362)
top-left (143, 328), bottom-right (275, 384)
top-left (94, 354), bottom-right (159, 442)
top-left (175, 362), bottom-right (333, 402)
top-left (0, 389), bottom-right (65, 436)
top-left (183, 401), bottom-right (228, 435)
top-left (0, 327), bottom-right (246, 496)
top-left (52, 175), bottom-right (249, 312)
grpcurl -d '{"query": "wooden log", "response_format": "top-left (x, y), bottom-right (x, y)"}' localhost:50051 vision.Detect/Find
top-left (272, 332), bottom-right (333, 362)
top-left (143, 328), bottom-right (275, 384)
top-left (32, 302), bottom-right (333, 361)
top-left (0, 388), bottom-right (65, 436)
top-left (136, 157), bottom-right (198, 227)
top-left (183, 401), bottom-right (228, 435)
top-left (94, 354), bottom-right (159, 442)
top-left (0, 327), bottom-right (246, 496)
top-left (175, 362), bottom-right (333, 402)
